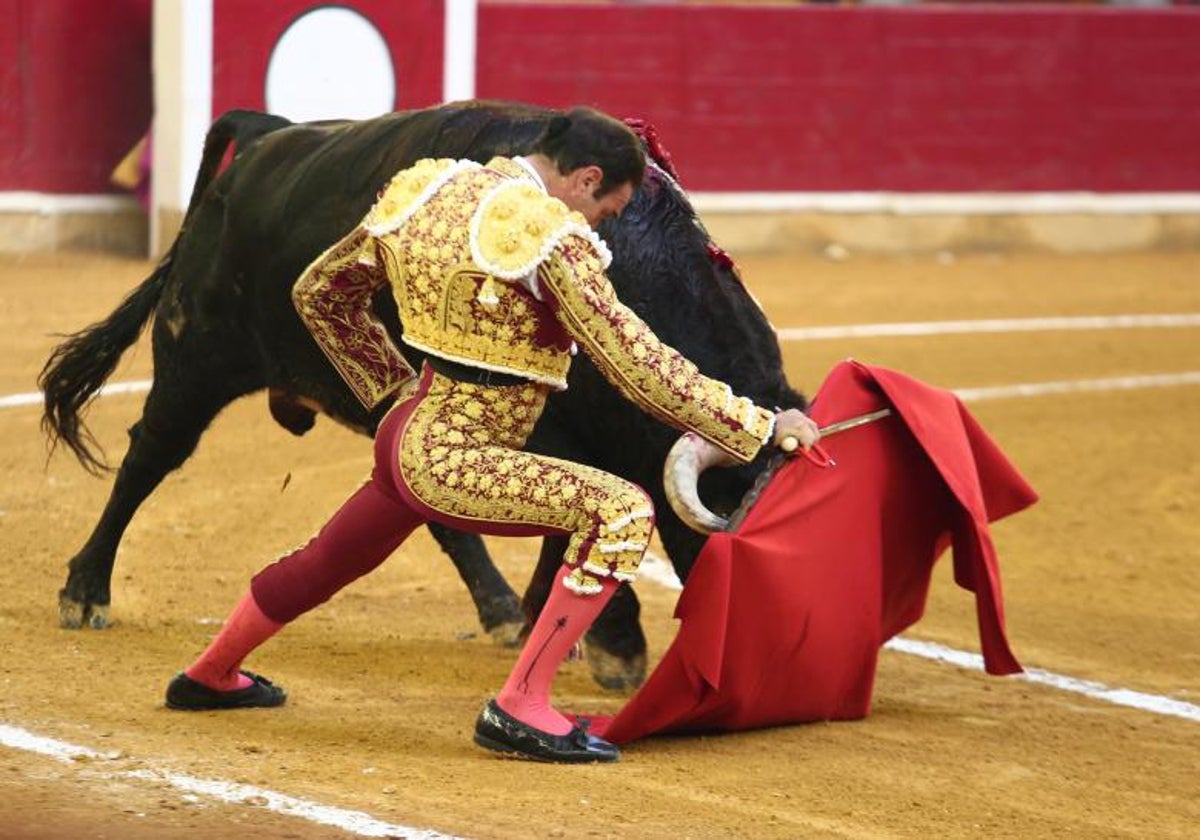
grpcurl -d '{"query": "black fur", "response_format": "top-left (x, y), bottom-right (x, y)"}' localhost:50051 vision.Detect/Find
top-left (39, 101), bottom-right (805, 680)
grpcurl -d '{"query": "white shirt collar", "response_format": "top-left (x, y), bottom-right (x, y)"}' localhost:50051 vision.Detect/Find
top-left (514, 156), bottom-right (548, 193)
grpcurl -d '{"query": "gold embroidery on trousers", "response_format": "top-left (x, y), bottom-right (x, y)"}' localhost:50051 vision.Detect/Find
top-left (397, 373), bottom-right (654, 594)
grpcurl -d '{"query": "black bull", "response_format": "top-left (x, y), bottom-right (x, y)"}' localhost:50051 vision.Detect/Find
top-left (40, 100), bottom-right (806, 689)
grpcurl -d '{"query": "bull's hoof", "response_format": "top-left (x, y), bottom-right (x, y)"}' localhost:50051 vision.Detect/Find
top-left (58, 597), bottom-right (85, 629)
top-left (88, 604), bottom-right (111, 629)
top-left (487, 619), bottom-right (526, 649)
top-left (584, 638), bottom-right (647, 692)
top-left (58, 594), bottom-right (110, 630)
top-left (479, 594), bottom-right (525, 648)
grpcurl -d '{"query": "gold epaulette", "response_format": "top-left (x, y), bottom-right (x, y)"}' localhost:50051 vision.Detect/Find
top-left (470, 180), bottom-right (612, 279)
top-left (365, 158), bottom-right (479, 236)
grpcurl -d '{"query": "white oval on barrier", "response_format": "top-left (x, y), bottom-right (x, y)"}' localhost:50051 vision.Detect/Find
top-left (265, 6), bottom-right (396, 122)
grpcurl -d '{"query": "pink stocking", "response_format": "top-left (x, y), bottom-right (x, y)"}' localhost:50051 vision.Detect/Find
top-left (496, 569), bottom-right (618, 735)
top-left (184, 592), bottom-right (283, 691)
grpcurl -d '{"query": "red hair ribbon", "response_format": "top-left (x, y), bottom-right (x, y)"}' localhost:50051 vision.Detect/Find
top-left (624, 117), bottom-right (744, 284)
top-left (623, 118), bottom-right (680, 182)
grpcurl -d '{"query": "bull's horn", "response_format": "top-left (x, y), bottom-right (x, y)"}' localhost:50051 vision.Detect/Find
top-left (663, 433), bottom-right (734, 534)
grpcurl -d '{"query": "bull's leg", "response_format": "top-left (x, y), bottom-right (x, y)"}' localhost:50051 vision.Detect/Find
top-left (425, 522), bottom-right (524, 646)
top-left (59, 331), bottom-right (256, 628)
top-left (523, 535), bottom-right (647, 691)
top-left (59, 414), bottom-right (195, 627)
top-left (59, 414), bottom-right (217, 627)
top-left (585, 585), bottom-right (647, 691)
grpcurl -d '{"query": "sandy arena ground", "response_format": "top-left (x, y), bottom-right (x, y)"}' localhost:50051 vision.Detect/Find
top-left (1, 249), bottom-right (1197, 839)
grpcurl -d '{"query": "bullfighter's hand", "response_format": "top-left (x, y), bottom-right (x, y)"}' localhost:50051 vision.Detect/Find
top-left (773, 408), bottom-right (820, 454)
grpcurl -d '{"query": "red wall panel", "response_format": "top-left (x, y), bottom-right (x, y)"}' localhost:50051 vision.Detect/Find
top-left (0, 0), bottom-right (152, 194)
top-left (1081, 13), bottom-right (1200, 190)
top-left (2, 3), bottom-right (1198, 195)
top-left (0, 2), bottom-right (24, 179)
top-left (477, 5), bottom-right (1200, 192)
top-left (212, 0), bottom-right (444, 117)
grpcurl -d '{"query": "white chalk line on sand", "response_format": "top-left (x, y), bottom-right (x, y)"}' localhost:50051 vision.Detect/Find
top-left (5, 312), bottom-right (1199, 411)
top-left (0, 378), bottom-right (153, 409)
top-left (777, 312), bottom-right (1200, 341)
top-left (3, 314), bottom-right (1197, 831)
top-left (0, 722), bottom-right (460, 839)
top-left (883, 639), bottom-right (1200, 723)
top-left (953, 371), bottom-right (1200, 401)
top-left (639, 556), bottom-right (1200, 724)
top-left (8, 371), bottom-right (1200, 413)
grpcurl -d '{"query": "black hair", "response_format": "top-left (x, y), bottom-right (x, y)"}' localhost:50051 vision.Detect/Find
top-left (531, 107), bottom-right (646, 197)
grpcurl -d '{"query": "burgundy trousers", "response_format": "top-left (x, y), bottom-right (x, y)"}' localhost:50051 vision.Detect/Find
top-left (250, 365), bottom-right (653, 622)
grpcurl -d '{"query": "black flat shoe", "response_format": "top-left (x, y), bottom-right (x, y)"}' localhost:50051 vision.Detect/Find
top-left (165, 670), bottom-right (287, 710)
top-left (473, 700), bottom-right (619, 763)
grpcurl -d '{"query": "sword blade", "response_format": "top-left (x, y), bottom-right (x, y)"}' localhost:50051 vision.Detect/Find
top-left (817, 407), bottom-right (892, 437)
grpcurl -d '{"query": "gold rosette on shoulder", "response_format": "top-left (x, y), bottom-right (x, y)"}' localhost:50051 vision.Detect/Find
top-left (471, 181), bottom-right (582, 279)
top-left (365, 158), bottom-right (465, 235)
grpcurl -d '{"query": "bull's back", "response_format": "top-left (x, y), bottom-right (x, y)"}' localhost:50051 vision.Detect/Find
top-left (225, 102), bottom-right (554, 267)
top-left (186, 102), bottom-right (557, 395)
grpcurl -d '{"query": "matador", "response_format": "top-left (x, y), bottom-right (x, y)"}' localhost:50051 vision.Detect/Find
top-left (165, 108), bottom-right (819, 763)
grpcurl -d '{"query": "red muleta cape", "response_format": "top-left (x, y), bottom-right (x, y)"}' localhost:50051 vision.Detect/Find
top-left (594, 361), bottom-right (1038, 744)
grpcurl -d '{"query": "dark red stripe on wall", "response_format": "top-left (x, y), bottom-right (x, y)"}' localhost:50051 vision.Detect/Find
top-left (2, 3), bottom-right (1199, 195)
top-left (477, 5), bottom-right (1200, 192)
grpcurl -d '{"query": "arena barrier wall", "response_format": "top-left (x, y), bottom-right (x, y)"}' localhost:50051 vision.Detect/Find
top-left (3, 1), bottom-right (1199, 254)
top-left (0, 0), bottom-right (151, 252)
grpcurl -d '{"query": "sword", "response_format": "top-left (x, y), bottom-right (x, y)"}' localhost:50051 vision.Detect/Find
top-left (780, 407), bottom-right (893, 454)
top-left (726, 407), bottom-right (893, 532)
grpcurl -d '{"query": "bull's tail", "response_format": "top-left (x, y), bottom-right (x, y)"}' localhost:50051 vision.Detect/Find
top-left (38, 261), bottom-right (172, 473)
top-left (182, 109), bottom-right (292, 220)
top-left (39, 109), bottom-right (293, 473)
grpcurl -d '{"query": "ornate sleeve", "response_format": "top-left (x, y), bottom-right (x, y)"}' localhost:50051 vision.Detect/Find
top-left (291, 225), bottom-right (416, 410)
top-left (537, 234), bottom-right (775, 464)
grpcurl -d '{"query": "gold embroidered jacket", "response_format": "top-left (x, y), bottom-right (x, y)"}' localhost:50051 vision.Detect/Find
top-left (293, 156), bottom-right (775, 463)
